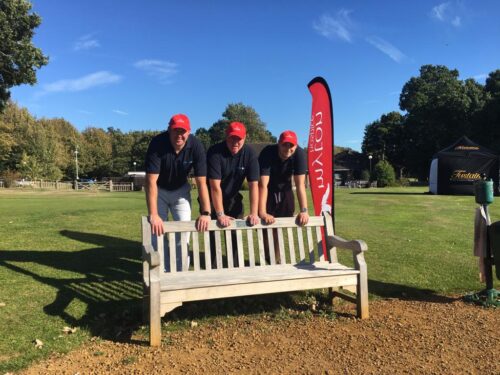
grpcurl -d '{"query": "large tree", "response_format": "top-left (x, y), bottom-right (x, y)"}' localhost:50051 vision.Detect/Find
top-left (361, 111), bottom-right (405, 176)
top-left (195, 103), bottom-right (276, 148)
top-left (399, 65), bottom-right (488, 178)
top-left (0, 0), bottom-right (48, 111)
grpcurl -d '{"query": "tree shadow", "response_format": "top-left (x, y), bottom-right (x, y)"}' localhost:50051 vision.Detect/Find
top-left (349, 191), bottom-right (428, 196)
top-left (368, 279), bottom-right (458, 303)
top-left (0, 230), bottom-right (143, 343)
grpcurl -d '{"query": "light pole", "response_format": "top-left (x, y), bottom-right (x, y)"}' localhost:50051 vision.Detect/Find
top-left (74, 148), bottom-right (79, 180)
top-left (133, 161), bottom-right (137, 172)
top-left (368, 154), bottom-right (373, 174)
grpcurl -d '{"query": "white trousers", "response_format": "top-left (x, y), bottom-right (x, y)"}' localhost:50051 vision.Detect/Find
top-left (155, 182), bottom-right (191, 271)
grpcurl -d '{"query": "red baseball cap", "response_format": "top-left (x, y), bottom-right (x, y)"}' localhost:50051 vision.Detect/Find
top-left (279, 130), bottom-right (298, 146)
top-left (168, 114), bottom-right (190, 131)
top-left (226, 122), bottom-right (246, 139)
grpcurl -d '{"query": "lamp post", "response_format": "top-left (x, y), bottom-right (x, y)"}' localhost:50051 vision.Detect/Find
top-left (74, 149), bottom-right (79, 180)
top-left (368, 154), bottom-right (373, 174)
top-left (133, 161), bottom-right (137, 172)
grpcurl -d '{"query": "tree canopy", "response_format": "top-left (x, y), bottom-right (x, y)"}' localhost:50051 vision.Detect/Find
top-left (362, 64), bottom-right (498, 179)
top-left (195, 103), bottom-right (276, 149)
top-left (0, 0), bottom-right (48, 111)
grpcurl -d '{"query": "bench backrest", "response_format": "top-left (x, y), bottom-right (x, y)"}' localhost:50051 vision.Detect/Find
top-left (142, 213), bottom-right (336, 273)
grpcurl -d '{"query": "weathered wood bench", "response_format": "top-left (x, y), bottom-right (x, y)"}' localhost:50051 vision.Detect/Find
top-left (141, 212), bottom-right (368, 346)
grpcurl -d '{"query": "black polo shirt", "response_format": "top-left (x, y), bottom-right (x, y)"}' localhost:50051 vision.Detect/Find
top-left (259, 144), bottom-right (307, 192)
top-left (145, 132), bottom-right (207, 191)
top-left (207, 142), bottom-right (259, 200)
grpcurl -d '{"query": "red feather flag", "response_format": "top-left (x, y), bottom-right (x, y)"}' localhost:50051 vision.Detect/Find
top-left (307, 77), bottom-right (334, 258)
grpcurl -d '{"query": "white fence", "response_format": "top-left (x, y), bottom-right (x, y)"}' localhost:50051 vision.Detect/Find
top-left (75, 181), bottom-right (133, 192)
top-left (0, 180), bottom-right (133, 192)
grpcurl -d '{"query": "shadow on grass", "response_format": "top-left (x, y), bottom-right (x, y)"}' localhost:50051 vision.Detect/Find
top-left (369, 279), bottom-right (457, 303)
top-left (0, 230), bottom-right (144, 343)
top-left (349, 191), bottom-right (428, 196)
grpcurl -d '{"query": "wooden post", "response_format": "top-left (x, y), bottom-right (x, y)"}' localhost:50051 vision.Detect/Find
top-left (131, 182), bottom-right (134, 191)
top-left (109, 180), bottom-right (113, 192)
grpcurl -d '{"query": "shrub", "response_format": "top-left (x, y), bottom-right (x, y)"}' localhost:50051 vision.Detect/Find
top-left (0, 170), bottom-right (21, 188)
top-left (360, 169), bottom-right (371, 181)
top-left (373, 160), bottom-right (396, 187)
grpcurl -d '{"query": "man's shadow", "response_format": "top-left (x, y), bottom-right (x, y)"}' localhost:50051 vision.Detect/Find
top-left (0, 230), bottom-right (143, 342)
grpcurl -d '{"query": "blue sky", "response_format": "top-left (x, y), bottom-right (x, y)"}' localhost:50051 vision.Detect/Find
top-left (11, 0), bottom-right (500, 151)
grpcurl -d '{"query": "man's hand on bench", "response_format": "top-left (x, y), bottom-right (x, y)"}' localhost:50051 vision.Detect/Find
top-left (149, 214), bottom-right (164, 235)
top-left (196, 214), bottom-right (210, 232)
top-left (246, 213), bottom-right (260, 226)
top-left (217, 214), bottom-right (234, 227)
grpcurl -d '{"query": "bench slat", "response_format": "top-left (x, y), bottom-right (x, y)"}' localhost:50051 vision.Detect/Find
top-left (225, 230), bottom-right (234, 269)
top-left (236, 230), bottom-right (244, 268)
top-left (267, 229), bottom-right (276, 265)
top-left (181, 232), bottom-right (189, 271)
top-left (204, 231), bottom-right (211, 271)
top-left (247, 230), bottom-right (255, 267)
top-left (287, 227), bottom-right (296, 264)
top-left (192, 231), bottom-right (200, 271)
top-left (257, 229), bottom-right (265, 266)
top-left (277, 228), bottom-right (286, 265)
top-left (168, 233), bottom-right (176, 273)
top-left (215, 231), bottom-right (223, 269)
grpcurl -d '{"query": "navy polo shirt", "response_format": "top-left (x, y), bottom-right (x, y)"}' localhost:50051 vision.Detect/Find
top-left (207, 142), bottom-right (259, 200)
top-left (145, 132), bottom-right (207, 191)
top-left (259, 144), bottom-right (307, 192)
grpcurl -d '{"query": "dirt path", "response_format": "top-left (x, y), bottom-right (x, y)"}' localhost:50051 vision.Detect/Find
top-left (21, 298), bottom-right (499, 374)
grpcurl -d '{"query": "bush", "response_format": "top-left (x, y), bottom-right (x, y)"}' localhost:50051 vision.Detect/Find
top-left (360, 169), bottom-right (371, 181)
top-left (0, 170), bottom-right (21, 188)
top-left (373, 160), bottom-right (396, 187)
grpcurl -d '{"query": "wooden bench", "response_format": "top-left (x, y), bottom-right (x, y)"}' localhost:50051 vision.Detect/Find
top-left (141, 212), bottom-right (368, 346)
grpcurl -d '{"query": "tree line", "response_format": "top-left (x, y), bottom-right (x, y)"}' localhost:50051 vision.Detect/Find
top-left (0, 102), bottom-right (276, 181)
top-left (362, 65), bottom-right (500, 180)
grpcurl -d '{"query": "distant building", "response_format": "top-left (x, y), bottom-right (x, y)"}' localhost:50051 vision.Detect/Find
top-left (334, 150), bottom-right (367, 185)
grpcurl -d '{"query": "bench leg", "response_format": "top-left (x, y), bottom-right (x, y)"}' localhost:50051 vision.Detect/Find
top-left (356, 268), bottom-right (369, 319)
top-left (150, 279), bottom-right (161, 347)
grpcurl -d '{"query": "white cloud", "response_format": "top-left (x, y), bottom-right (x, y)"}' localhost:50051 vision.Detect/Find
top-left (432, 2), bottom-right (449, 20)
top-left (113, 109), bottom-right (128, 116)
top-left (74, 34), bottom-right (100, 51)
top-left (313, 9), bottom-right (354, 43)
top-left (134, 59), bottom-right (178, 83)
top-left (78, 109), bottom-right (92, 115)
top-left (431, 2), bottom-right (462, 27)
top-left (42, 71), bottom-right (122, 94)
top-left (366, 36), bottom-right (406, 63)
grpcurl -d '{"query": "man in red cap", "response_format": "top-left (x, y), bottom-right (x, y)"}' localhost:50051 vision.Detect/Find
top-left (207, 121), bottom-right (260, 266)
top-left (145, 113), bottom-right (211, 271)
top-left (258, 130), bottom-right (308, 263)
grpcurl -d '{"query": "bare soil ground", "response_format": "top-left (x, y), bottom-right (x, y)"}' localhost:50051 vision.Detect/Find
top-left (21, 298), bottom-right (499, 375)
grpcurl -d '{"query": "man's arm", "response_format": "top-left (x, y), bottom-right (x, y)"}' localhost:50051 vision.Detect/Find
top-left (294, 174), bottom-right (309, 226)
top-left (145, 173), bottom-right (164, 235)
top-left (258, 175), bottom-right (274, 224)
top-left (209, 178), bottom-right (232, 227)
top-left (247, 181), bottom-right (260, 226)
top-left (195, 176), bottom-right (211, 231)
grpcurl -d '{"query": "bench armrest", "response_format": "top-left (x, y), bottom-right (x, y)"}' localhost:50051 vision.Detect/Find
top-left (142, 244), bottom-right (160, 267)
top-left (327, 235), bottom-right (367, 254)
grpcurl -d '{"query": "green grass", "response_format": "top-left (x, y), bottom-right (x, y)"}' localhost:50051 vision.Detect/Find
top-left (0, 187), bottom-right (498, 372)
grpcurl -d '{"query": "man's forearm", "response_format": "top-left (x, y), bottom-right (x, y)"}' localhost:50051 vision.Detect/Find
top-left (249, 181), bottom-right (259, 216)
top-left (195, 177), bottom-right (211, 213)
top-left (146, 180), bottom-right (159, 216)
